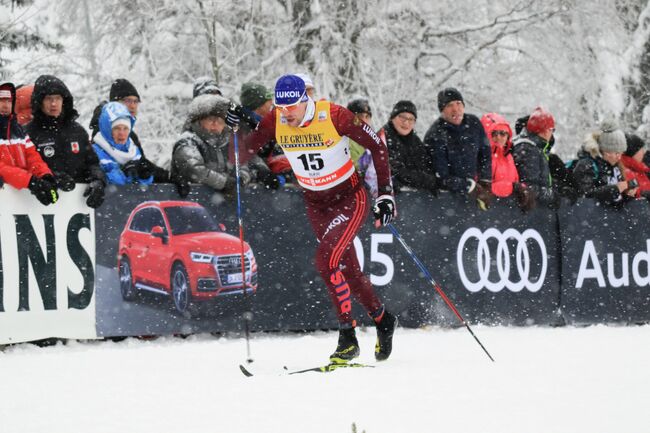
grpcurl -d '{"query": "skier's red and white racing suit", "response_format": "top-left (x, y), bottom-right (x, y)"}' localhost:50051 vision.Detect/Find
top-left (245, 100), bottom-right (393, 325)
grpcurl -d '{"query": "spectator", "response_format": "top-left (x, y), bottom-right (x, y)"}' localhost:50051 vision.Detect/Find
top-left (0, 81), bottom-right (59, 205)
top-left (571, 118), bottom-right (637, 207)
top-left (512, 107), bottom-right (565, 208)
top-left (15, 84), bottom-right (34, 126)
top-left (347, 97), bottom-right (378, 197)
top-left (514, 111), bottom-right (576, 202)
top-left (621, 133), bottom-right (650, 195)
top-left (89, 78), bottom-right (168, 183)
top-left (92, 101), bottom-right (153, 186)
top-left (234, 82), bottom-right (283, 189)
top-left (424, 87), bottom-right (492, 209)
top-left (26, 75), bottom-right (106, 208)
top-left (171, 94), bottom-right (250, 192)
top-left (481, 112), bottom-right (534, 211)
top-left (192, 76), bottom-right (222, 98)
top-left (380, 100), bottom-right (436, 195)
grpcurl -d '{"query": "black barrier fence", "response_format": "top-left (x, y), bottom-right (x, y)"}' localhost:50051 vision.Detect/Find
top-left (90, 185), bottom-right (650, 338)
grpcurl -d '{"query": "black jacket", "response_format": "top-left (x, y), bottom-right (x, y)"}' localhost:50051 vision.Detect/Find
top-left (26, 75), bottom-right (105, 184)
top-left (381, 121), bottom-right (436, 192)
top-left (89, 101), bottom-right (169, 182)
top-left (512, 130), bottom-right (559, 207)
top-left (424, 113), bottom-right (491, 193)
top-left (571, 135), bottom-right (628, 207)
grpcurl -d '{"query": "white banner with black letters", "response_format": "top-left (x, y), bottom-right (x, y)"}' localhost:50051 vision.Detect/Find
top-left (0, 188), bottom-right (96, 344)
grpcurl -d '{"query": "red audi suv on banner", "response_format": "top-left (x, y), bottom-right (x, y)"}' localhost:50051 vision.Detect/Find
top-left (118, 201), bottom-right (257, 315)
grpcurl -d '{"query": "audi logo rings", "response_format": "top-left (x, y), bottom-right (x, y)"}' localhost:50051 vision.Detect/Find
top-left (457, 228), bottom-right (547, 293)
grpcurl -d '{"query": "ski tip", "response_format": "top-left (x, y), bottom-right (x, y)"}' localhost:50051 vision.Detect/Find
top-left (239, 364), bottom-right (254, 377)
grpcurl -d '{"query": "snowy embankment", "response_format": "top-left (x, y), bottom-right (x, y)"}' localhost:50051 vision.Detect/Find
top-left (1, 325), bottom-right (649, 433)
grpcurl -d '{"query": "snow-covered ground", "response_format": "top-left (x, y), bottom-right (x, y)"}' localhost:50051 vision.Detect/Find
top-left (1, 325), bottom-right (649, 433)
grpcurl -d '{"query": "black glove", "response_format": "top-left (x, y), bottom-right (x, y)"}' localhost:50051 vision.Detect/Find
top-left (54, 172), bottom-right (76, 192)
top-left (83, 180), bottom-right (105, 208)
top-left (513, 182), bottom-right (536, 212)
top-left (28, 176), bottom-right (59, 206)
top-left (373, 195), bottom-right (396, 227)
top-left (468, 179), bottom-right (493, 210)
top-left (123, 160), bottom-right (140, 180)
top-left (222, 176), bottom-right (237, 193)
top-left (137, 158), bottom-right (154, 179)
top-left (226, 103), bottom-right (241, 130)
top-left (174, 176), bottom-right (191, 198)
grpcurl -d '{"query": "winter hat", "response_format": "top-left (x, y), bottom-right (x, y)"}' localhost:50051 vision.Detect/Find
top-left (390, 100), bottom-right (417, 120)
top-left (98, 101), bottom-right (135, 142)
top-left (31, 75), bottom-right (78, 121)
top-left (624, 133), bottom-right (646, 157)
top-left (347, 98), bottom-right (372, 116)
top-left (193, 76), bottom-right (222, 98)
top-left (111, 117), bottom-right (132, 131)
top-left (240, 82), bottom-right (273, 111)
top-left (188, 94), bottom-right (230, 123)
top-left (526, 107), bottom-right (555, 135)
top-left (294, 73), bottom-right (314, 89)
top-left (0, 83), bottom-right (12, 100)
top-left (109, 78), bottom-right (140, 101)
top-left (437, 87), bottom-right (464, 111)
top-left (274, 75), bottom-right (308, 106)
top-left (597, 118), bottom-right (627, 153)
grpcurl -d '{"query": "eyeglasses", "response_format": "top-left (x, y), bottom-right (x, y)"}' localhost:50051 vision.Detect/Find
top-left (491, 130), bottom-right (509, 137)
top-left (397, 114), bottom-right (416, 123)
top-left (276, 103), bottom-right (302, 113)
top-left (121, 97), bottom-right (140, 105)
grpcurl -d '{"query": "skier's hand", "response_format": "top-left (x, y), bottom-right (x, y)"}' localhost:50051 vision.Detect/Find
top-left (373, 195), bottom-right (396, 228)
top-left (226, 103), bottom-right (241, 131)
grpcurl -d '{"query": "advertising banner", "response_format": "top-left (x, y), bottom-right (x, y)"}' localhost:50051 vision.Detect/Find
top-left (94, 186), bottom-right (563, 337)
top-left (559, 199), bottom-right (650, 324)
top-left (0, 188), bottom-right (96, 344)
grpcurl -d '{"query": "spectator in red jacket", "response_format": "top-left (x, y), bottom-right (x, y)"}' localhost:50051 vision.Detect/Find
top-left (481, 112), bottom-right (535, 211)
top-left (621, 133), bottom-right (650, 195)
top-left (0, 82), bottom-right (59, 205)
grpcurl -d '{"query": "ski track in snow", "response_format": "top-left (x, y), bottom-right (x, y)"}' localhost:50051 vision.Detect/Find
top-left (1, 325), bottom-right (649, 433)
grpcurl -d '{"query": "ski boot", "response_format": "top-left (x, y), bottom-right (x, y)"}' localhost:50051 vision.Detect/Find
top-left (374, 310), bottom-right (398, 361)
top-left (329, 327), bottom-right (360, 364)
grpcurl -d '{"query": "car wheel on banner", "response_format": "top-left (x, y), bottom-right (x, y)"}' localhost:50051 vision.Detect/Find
top-left (171, 263), bottom-right (192, 317)
top-left (119, 256), bottom-right (137, 301)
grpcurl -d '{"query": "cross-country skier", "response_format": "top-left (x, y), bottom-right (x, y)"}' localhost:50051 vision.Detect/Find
top-left (227, 74), bottom-right (398, 362)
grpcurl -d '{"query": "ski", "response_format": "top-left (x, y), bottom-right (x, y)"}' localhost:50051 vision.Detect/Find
top-left (239, 361), bottom-right (374, 377)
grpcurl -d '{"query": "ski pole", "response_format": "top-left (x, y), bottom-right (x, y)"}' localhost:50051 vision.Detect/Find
top-left (232, 124), bottom-right (253, 363)
top-left (386, 223), bottom-right (495, 362)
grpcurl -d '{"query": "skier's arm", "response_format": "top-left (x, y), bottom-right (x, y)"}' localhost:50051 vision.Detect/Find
top-left (243, 110), bottom-right (278, 159)
top-left (330, 104), bottom-right (392, 193)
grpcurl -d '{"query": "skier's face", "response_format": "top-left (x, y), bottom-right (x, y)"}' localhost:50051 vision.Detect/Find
top-left (277, 102), bottom-right (307, 127)
top-left (441, 100), bottom-right (464, 126)
top-left (0, 98), bottom-right (11, 116)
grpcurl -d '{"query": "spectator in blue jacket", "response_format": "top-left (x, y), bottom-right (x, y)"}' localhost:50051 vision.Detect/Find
top-left (92, 102), bottom-right (153, 186)
top-left (424, 87), bottom-right (493, 208)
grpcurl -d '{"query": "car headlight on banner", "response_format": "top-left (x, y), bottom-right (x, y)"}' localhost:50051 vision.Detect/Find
top-left (190, 252), bottom-right (214, 263)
